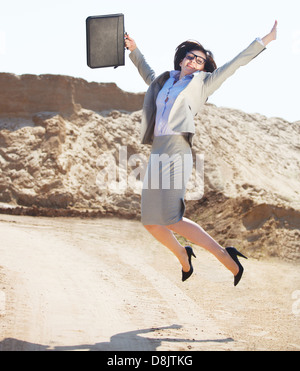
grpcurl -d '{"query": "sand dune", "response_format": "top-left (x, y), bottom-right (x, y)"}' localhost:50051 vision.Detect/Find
top-left (0, 97), bottom-right (299, 261)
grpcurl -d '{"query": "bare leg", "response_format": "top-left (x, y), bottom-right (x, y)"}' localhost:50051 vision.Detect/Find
top-left (166, 217), bottom-right (239, 275)
top-left (144, 224), bottom-right (190, 272)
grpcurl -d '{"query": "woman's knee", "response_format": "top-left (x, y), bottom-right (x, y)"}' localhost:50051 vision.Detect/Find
top-left (143, 224), bottom-right (164, 234)
top-left (143, 224), bottom-right (157, 232)
top-left (166, 220), bottom-right (182, 232)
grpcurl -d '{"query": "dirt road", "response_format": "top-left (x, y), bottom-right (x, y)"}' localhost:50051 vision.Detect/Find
top-left (0, 214), bottom-right (299, 351)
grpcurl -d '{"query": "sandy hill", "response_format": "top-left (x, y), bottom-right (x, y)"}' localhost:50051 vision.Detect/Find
top-left (0, 72), bottom-right (299, 261)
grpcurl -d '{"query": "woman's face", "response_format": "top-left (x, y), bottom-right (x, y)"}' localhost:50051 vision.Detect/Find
top-left (179, 49), bottom-right (207, 77)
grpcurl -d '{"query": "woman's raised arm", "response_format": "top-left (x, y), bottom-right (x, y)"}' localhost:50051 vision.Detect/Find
top-left (125, 34), bottom-right (156, 86)
top-left (203, 21), bottom-right (278, 97)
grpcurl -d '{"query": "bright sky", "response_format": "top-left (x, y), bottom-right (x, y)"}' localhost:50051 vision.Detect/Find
top-left (0, 0), bottom-right (299, 122)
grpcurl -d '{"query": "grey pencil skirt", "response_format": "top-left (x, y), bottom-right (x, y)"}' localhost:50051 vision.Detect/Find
top-left (141, 135), bottom-right (193, 226)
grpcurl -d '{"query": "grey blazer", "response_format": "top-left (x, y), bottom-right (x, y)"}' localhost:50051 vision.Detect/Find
top-left (129, 40), bottom-right (265, 146)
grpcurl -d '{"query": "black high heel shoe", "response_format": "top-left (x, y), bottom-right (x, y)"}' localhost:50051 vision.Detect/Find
top-left (225, 247), bottom-right (248, 286)
top-left (182, 246), bottom-right (196, 282)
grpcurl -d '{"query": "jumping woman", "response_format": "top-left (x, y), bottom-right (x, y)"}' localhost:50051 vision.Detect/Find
top-left (125, 21), bottom-right (277, 285)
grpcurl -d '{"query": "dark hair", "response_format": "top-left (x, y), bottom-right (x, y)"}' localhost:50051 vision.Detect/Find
top-left (174, 40), bottom-right (217, 73)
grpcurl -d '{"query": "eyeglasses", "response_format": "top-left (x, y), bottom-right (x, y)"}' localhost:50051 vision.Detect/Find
top-left (185, 52), bottom-right (207, 65)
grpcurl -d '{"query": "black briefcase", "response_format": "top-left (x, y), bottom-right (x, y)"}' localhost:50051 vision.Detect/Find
top-left (86, 13), bottom-right (125, 69)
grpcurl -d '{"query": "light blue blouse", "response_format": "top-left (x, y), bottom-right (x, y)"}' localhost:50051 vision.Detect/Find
top-left (154, 70), bottom-right (194, 136)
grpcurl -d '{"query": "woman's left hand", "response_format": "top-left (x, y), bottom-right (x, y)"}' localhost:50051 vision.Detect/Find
top-left (262, 20), bottom-right (278, 46)
top-left (269, 20), bottom-right (278, 41)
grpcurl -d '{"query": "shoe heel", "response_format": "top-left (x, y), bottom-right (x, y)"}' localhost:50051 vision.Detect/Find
top-left (225, 247), bottom-right (247, 286)
top-left (186, 246), bottom-right (196, 259)
top-left (236, 251), bottom-right (247, 259)
top-left (182, 246), bottom-right (196, 282)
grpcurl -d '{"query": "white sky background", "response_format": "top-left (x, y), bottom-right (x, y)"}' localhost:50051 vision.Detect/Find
top-left (0, 0), bottom-right (299, 122)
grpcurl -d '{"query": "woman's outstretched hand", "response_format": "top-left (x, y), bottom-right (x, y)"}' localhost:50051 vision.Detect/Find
top-left (262, 20), bottom-right (278, 46)
top-left (125, 34), bottom-right (137, 52)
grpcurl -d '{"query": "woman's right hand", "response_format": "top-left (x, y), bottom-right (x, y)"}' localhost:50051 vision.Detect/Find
top-left (125, 34), bottom-right (137, 52)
